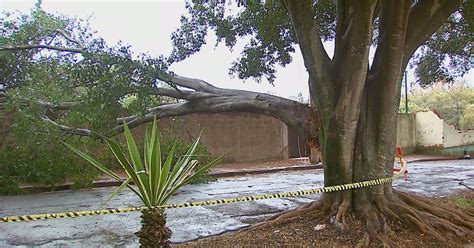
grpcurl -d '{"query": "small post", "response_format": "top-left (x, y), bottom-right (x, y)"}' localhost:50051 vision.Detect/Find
top-left (404, 71), bottom-right (408, 113)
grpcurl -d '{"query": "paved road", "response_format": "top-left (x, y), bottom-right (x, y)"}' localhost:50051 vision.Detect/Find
top-left (0, 160), bottom-right (472, 247)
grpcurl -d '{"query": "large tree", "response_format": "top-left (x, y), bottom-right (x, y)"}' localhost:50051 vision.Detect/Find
top-left (1, 0), bottom-right (473, 243)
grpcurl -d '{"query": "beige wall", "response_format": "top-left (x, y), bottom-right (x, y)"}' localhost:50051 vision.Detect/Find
top-left (443, 122), bottom-right (474, 148)
top-left (396, 113), bottom-right (416, 153)
top-left (157, 113), bottom-right (289, 163)
top-left (396, 111), bottom-right (474, 154)
top-left (415, 111), bottom-right (444, 147)
top-left (1, 110), bottom-right (290, 163)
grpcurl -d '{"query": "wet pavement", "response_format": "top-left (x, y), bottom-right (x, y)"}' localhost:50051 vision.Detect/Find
top-left (0, 159), bottom-right (472, 247)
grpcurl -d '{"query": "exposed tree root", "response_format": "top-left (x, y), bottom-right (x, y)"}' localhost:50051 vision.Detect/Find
top-left (391, 190), bottom-right (473, 238)
top-left (255, 200), bottom-right (326, 228)
top-left (253, 190), bottom-right (473, 246)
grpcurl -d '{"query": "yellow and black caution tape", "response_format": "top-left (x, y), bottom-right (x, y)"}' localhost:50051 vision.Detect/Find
top-left (0, 159), bottom-right (406, 223)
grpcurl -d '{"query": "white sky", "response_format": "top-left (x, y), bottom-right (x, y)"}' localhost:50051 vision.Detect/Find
top-left (1, 0), bottom-right (473, 99)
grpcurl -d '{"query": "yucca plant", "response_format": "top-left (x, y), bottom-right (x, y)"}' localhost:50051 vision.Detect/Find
top-left (65, 118), bottom-right (222, 247)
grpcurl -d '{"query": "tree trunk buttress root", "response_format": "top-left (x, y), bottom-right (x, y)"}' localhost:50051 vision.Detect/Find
top-left (257, 189), bottom-right (473, 245)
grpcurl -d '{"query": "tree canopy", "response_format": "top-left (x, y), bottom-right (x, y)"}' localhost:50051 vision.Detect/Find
top-left (171, 0), bottom-right (472, 86)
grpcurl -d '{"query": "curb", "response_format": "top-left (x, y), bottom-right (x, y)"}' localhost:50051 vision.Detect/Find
top-left (209, 164), bottom-right (322, 178)
top-left (404, 157), bottom-right (460, 163)
top-left (19, 164), bottom-right (323, 194)
top-left (18, 157), bottom-right (463, 194)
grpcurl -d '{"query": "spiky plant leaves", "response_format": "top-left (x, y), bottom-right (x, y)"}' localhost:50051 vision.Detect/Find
top-left (65, 116), bottom-right (224, 207)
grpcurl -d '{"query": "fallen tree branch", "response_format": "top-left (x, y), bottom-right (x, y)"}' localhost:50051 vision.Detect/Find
top-left (0, 44), bottom-right (83, 53)
top-left (41, 116), bottom-right (92, 136)
top-left (39, 76), bottom-right (315, 140)
top-left (37, 99), bottom-right (80, 110)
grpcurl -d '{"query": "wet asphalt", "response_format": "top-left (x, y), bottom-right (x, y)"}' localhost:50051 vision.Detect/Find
top-left (0, 159), bottom-right (472, 247)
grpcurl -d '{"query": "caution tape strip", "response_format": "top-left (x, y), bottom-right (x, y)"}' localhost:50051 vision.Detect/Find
top-left (0, 159), bottom-right (406, 223)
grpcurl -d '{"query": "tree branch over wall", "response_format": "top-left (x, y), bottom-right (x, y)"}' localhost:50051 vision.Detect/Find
top-left (0, 42), bottom-right (315, 139)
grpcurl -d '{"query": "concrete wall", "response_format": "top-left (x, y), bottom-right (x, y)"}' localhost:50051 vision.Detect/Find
top-left (397, 111), bottom-right (474, 155)
top-left (396, 113), bottom-right (416, 154)
top-left (0, 110), bottom-right (290, 163)
top-left (157, 113), bottom-right (289, 163)
top-left (3, 107), bottom-right (471, 162)
top-left (443, 122), bottom-right (474, 148)
top-left (415, 111), bottom-right (444, 147)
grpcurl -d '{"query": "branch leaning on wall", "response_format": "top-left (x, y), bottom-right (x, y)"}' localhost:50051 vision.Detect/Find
top-left (0, 45), bottom-right (315, 139)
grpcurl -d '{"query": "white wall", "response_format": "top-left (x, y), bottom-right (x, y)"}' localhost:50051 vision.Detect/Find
top-left (443, 122), bottom-right (474, 148)
top-left (415, 111), bottom-right (444, 147)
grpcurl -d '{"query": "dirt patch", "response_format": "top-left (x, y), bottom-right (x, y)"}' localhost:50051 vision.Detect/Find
top-left (175, 191), bottom-right (474, 247)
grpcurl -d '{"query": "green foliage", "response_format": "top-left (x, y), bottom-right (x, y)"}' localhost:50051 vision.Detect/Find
top-left (1, 6), bottom-right (170, 132)
top-left (0, 133), bottom-right (99, 195)
top-left (460, 104), bottom-right (474, 129)
top-left (170, 1), bottom-right (298, 83)
top-left (400, 82), bottom-right (474, 129)
top-left (0, 146), bottom-right (23, 195)
top-left (452, 197), bottom-right (474, 209)
top-left (173, 1), bottom-right (472, 85)
top-left (65, 118), bottom-right (223, 207)
top-left (411, 1), bottom-right (473, 86)
top-left (0, 6), bottom-right (180, 194)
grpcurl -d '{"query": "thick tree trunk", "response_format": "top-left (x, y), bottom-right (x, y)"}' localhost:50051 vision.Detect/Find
top-left (268, 73), bottom-right (473, 242)
top-left (275, 1), bottom-right (473, 242)
top-left (350, 74), bottom-right (401, 234)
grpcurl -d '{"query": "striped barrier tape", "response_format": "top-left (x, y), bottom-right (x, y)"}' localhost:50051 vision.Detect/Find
top-left (0, 159), bottom-right (406, 223)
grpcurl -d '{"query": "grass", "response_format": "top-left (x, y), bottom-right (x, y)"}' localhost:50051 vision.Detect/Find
top-left (452, 197), bottom-right (474, 209)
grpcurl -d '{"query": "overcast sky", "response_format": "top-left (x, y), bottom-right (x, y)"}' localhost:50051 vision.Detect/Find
top-left (2, 0), bottom-right (472, 99)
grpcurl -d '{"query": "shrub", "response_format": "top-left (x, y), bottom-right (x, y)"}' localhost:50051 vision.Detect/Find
top-left (0, 139), bottom-right (99, 195)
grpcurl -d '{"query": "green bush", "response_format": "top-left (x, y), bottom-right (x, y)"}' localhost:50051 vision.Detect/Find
top-left (0, 146), bottom-right (22, 195)
top-left (0, 112), bottom-right (102, 194)
top-left (0, 139), bottom-right (99, 195)
top-left (0, 126), bottom-right (218, 195)
top-left (0, 108), bottom-right (218, 195)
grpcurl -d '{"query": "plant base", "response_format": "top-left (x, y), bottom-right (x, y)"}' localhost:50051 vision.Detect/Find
top-left (136, 208), bottom-right (172, 248)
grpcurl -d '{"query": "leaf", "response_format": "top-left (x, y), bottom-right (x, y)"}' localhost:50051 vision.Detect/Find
top-left (98, 135), bottom-right (151, 207)
top-left (148, 116), bottom-right (162, 205)
top-left (156, 141), bottom-right (176, 202)
top-left (161, 154), bottom-right (224, 204)
top-left (123, 123), bottom-right (144, 171)
top-left (123, 122), bottom-right (152, 205)
top-left (167, 134), bottom-right (201, 183)
top-left (100, 178), bottom-right (132, 208)
top-left (63, 142), bottom-right (121, 181)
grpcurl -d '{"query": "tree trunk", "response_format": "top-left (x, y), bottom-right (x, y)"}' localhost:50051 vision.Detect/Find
top-left (268, 74), bottom-right (473, 242)
top-left (274, 1), bottom-right (473, 242)
top-left (136, 208), bottom-right (172, 247)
